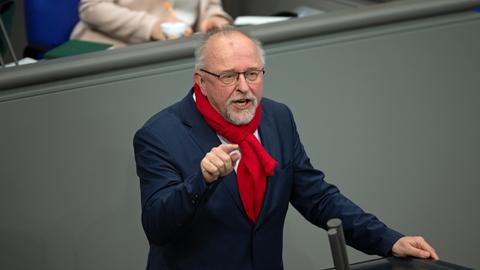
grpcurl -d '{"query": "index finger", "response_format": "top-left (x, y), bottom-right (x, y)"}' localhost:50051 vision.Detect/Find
top-left (418, 240), bottom-right (439, 260)
top-left (217, 144), bottom-right (239, 154)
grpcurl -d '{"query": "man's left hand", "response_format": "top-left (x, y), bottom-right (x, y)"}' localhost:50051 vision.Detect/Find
top-left (392, 236), bottom-right (439, 260)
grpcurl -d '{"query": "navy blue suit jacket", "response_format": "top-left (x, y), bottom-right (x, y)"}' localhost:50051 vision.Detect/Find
top-left (133, 90), bottom-right (403, 270)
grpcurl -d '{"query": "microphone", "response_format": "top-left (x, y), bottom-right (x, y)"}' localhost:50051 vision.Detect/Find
top-left (327, 218), bottom-right (350, 270)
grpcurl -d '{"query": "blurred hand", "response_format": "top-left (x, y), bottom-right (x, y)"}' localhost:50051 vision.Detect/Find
top-left (200, 144), bottom-right (241, 184)
top-left (151, 19), bottom-right (167, 40)
top-left (392, 236), bottom-right (439, 260)
top-left (197, 16), bottom-right (230, 32)
top-left (183, 27), bottom-right (193, 37)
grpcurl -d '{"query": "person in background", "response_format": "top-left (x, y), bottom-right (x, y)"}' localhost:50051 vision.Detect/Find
top-left (133, 27), bottom-right (439, 269)
top-left (70, 0), bottom-right (232, 48)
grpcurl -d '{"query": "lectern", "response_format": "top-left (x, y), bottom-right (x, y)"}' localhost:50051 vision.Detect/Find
top-left (326, 219), bottom-right (473, 270)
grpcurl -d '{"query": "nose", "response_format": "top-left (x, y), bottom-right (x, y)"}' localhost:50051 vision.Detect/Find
top-left (236, 73), bottom-right (249, 92)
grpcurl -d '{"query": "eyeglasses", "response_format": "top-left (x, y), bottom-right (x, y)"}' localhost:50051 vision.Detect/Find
top-left (200, 68), bottom-right (265, 85)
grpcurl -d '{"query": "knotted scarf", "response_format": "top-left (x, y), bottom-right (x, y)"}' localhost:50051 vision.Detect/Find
top-left (193, 83), bottom-right (277, 223)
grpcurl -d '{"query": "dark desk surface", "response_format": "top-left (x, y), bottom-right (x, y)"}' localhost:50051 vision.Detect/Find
top-left (327, 257), bottom-right (474, 270)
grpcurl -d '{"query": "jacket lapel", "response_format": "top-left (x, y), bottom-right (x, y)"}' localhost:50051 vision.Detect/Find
top-left (177, 90), bottom-right (220, 153)
top-left (255, 104), bottom-right (282, 227)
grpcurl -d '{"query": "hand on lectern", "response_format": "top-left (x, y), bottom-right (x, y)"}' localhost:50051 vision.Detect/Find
top-left (392, 236), bottom-right (439, 260)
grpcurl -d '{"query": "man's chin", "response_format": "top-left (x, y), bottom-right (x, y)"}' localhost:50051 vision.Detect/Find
top-left (226, 111), bottom-right (255, 125)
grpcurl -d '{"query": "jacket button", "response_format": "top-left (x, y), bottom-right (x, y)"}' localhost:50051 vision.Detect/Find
top-left (192, 194), bottom-right (200, 204)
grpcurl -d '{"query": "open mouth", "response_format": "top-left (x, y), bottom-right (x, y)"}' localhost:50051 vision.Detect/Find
top-left (231, 98), bottom-right (253, 110)
top-left (232, 98), bottom-right (251, 105)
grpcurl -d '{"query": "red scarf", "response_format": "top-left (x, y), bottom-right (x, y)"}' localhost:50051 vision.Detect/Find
top-left (193, 84), bottom-right (277, 223)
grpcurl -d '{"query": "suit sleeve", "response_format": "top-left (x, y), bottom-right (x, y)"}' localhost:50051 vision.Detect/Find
top-left (285, 107), bottom-right (403, 256)
top-left (133, 126), bottom-right (209, 245)
top-left (78, 0), bottom-right (158, 43)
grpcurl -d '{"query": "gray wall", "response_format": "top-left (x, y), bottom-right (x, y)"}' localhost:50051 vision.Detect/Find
top-left (1, 4), bottom-right (479, 270)
top-left (274, 14), bottom-right (480, 269)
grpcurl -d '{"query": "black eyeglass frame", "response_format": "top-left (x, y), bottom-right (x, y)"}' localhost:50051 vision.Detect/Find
top-left (199, 68), bottom-right (265, 85)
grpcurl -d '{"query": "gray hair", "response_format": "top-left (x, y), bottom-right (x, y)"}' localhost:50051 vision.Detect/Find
top-left (194, 27), bottom-right (265, 70)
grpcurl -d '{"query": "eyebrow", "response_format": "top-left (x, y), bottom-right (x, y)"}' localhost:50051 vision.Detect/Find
top-left (219, 67), bottom-right (263, 73)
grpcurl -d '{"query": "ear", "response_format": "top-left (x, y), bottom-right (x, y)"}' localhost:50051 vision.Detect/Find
top-left (193, 72), bottom-right (207, 95)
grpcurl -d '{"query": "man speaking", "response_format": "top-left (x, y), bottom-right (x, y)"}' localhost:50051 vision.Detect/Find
top-left (133, 27), bottom-right (438, 270)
